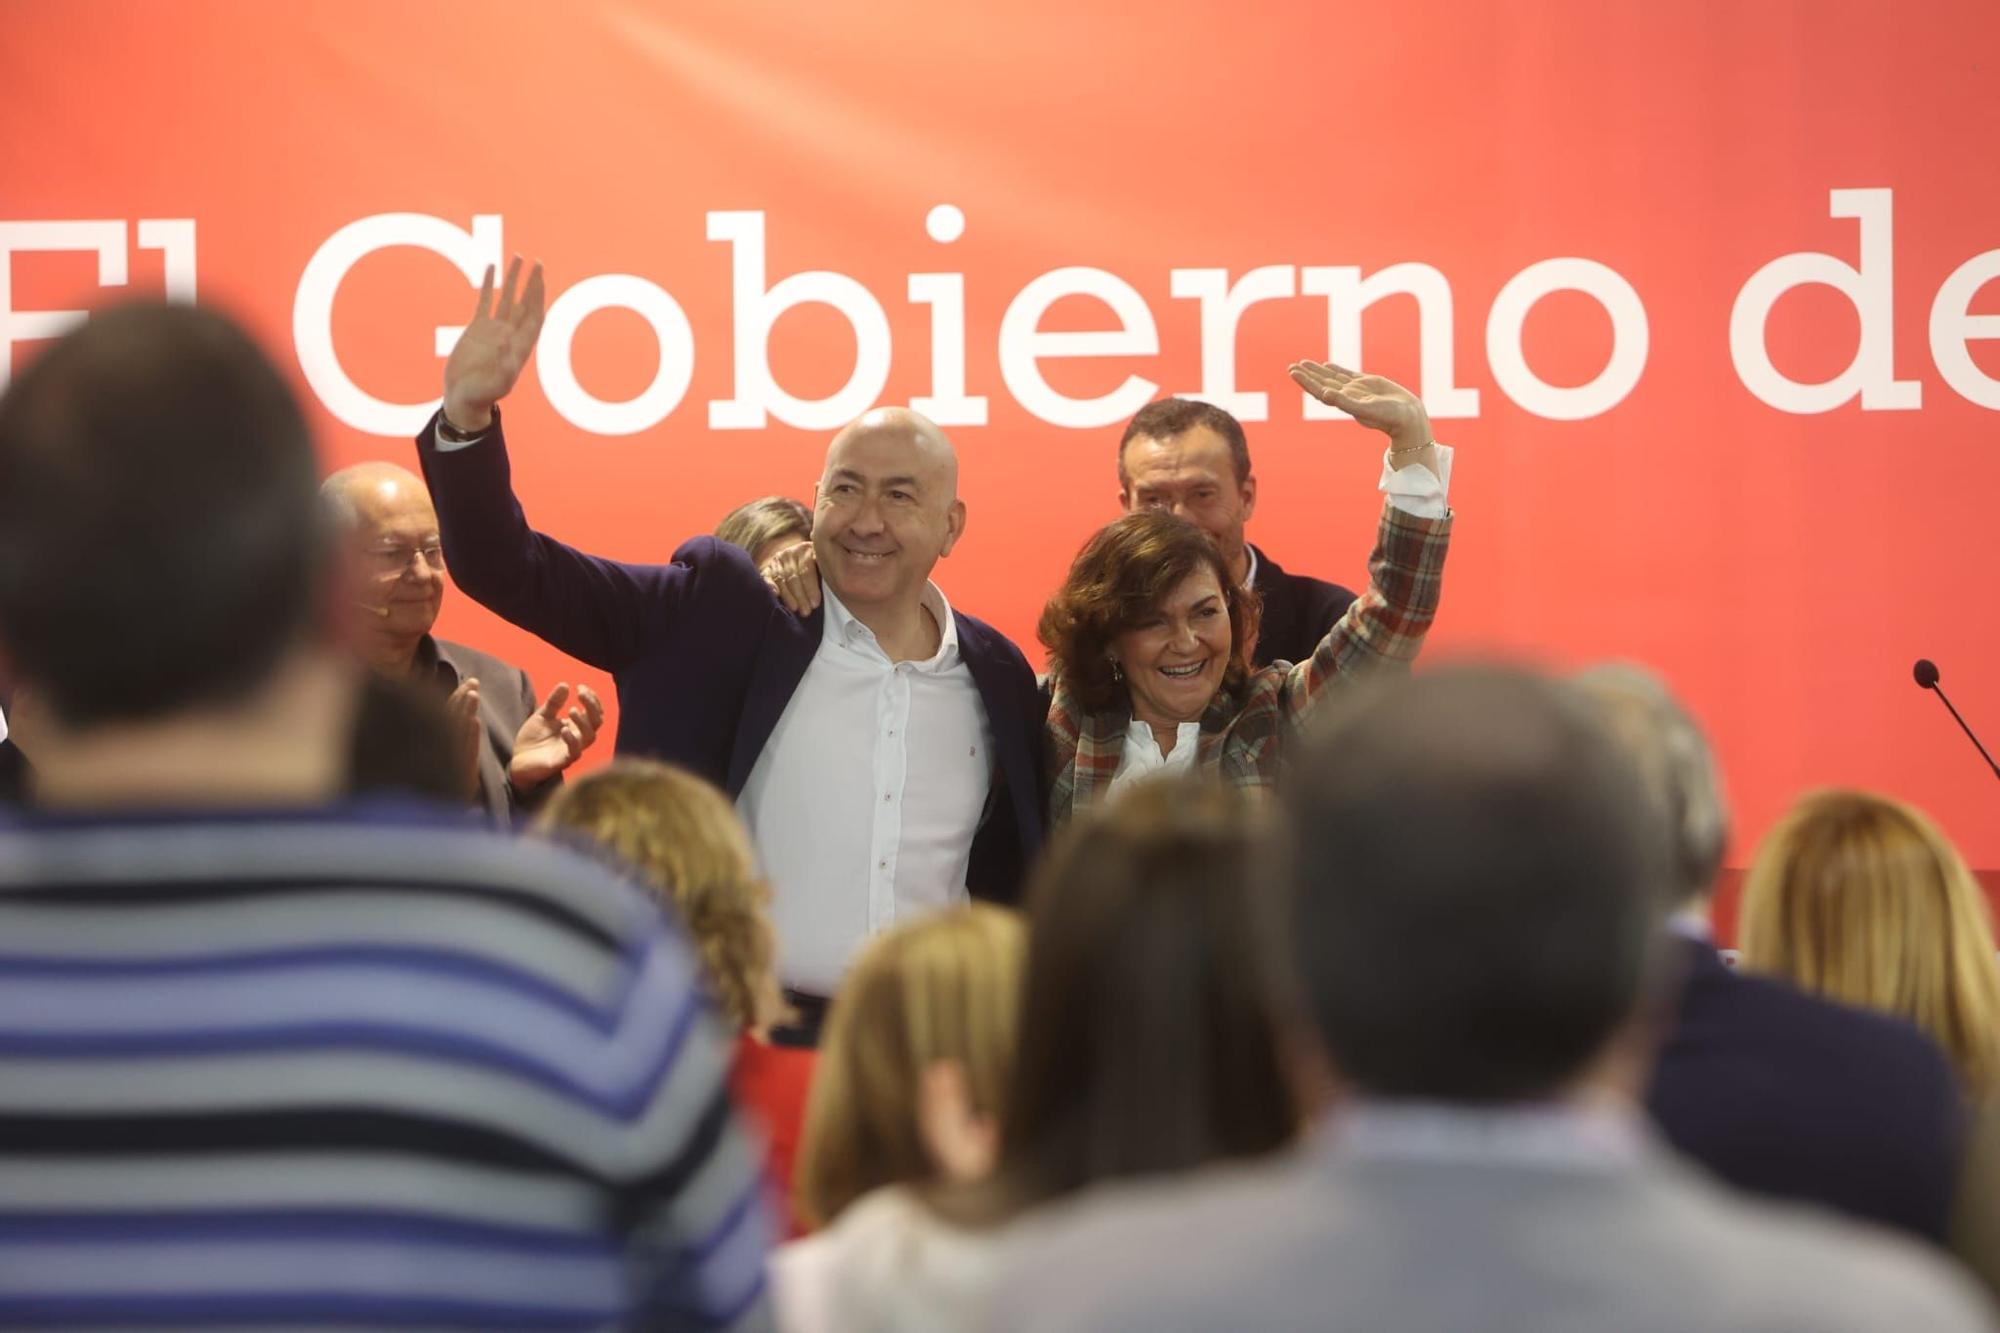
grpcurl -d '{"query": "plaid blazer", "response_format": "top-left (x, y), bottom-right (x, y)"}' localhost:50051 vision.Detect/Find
top-left (1046, 501), bottom-right (1453, 824)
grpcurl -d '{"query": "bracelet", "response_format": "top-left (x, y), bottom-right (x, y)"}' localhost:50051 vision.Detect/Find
top-left (1388, 440), bottom-right (1434, 457)
top-left (437, 405), bottom-right (495, 444)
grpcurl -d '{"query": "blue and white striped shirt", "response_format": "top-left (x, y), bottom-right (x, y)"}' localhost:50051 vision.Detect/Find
top-left (0, 802), bottom-right (774, 1330)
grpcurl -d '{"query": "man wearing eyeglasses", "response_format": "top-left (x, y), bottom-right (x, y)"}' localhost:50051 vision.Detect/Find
top-left (322, 462), bottom-right (604, 820)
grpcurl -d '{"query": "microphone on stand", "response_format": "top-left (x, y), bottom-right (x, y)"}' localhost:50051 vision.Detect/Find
top-left (1913, 659), bottom-right (2000, 781)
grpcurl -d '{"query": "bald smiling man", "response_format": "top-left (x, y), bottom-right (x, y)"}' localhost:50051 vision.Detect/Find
top-left (415, 259), bottom-right (1044, 1036)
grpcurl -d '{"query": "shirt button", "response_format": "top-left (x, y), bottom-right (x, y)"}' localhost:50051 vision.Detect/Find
top-left (883, 793), bottom-right (893, 803)
top-left (878, 860), bottom-right (888, 869)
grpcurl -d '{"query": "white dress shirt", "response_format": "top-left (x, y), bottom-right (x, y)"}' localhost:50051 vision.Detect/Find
top-left (1108, 444), bottom-right (1456, 792)
top-left (1107, 718), bottom-right (1201, 798)
top-left (738, 581), bottom-right (993, 995)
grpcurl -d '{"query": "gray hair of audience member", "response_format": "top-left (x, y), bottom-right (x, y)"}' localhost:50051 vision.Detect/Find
top-left (1571, 663), bottom-right (1729, 910)
top-left (0, 301), bottom-right (325, 727)
top-left (715, 495), bottom-right (812, 565)
top-left (1281, 665), bottom-right (1674, 1103)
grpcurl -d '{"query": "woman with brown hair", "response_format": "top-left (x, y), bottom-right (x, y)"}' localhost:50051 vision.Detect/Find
top-left (771, 779), bottom-right (1300, 1333)
top-left (533, 760), bottom-right (814, 1231)
top-left (1739, 788), bottom-right (2000, 1300)
top-left (1037, 362), bottom-right (1452, 822)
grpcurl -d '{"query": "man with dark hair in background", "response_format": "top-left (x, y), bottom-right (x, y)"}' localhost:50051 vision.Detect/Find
top-left (0, 301), bottom-right (773, 1328)
top-left (992, 667), bottom-right (1991, 1332)
top-left (1116, 397), bottom-right (1361, 667)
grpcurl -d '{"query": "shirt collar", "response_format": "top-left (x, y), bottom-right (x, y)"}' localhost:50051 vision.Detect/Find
top-left (820, 580), bottom-right (961, 668)
top-left (409, 634), bottom-right (460, 691)
top-left (1327, 1098), bottom-right (1647, 1171)
top-left (1241, 543), bottom-right (1260, 590)
top-left (0, 701), bottom-right (8, 747)
top-left (1123, 715), bottom-right (1200, 761)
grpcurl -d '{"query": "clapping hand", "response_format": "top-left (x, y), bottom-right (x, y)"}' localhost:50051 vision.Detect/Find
top-left (445, 677), bottom-right (483, 798)
top-left (508, 683), bottom-right (605, 792)
top-left (443, 256), bottom-right (546, 433)
top-left (1289, 361), bottom-right (1437, 474)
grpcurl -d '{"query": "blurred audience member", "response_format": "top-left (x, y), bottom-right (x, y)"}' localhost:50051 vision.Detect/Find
top-left (1579, 665), bottom-right (1964, 1242)
top-left (346, 671), bottom-right (483, 805)
top-left (0, 302), bottom-right (772, 1327)
top-left (1741, 788), bottom-right (2000, 1298)
top-left (991, 668), bottom-right (1992, 1333)
top-left (718, 494), bottom-right (813, 568)
top-left (536, 759), bottom-right (815, 1234)
top-left (1740, 789), bottom-right (2000, 1096)
top-left (322, 461), bottom-right (604, 822)
top-left (1114, 397), bottom-right (1356, 667)
top-left (772, 780), bottom-right (1296, 1333)
top-left (791, 905), bottom-right (1025, 1238)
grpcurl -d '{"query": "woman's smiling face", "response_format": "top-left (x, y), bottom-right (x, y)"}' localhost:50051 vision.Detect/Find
top-left (1112, 566), bottom-right (1234, 727)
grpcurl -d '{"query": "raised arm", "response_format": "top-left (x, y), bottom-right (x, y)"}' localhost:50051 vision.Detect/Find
top-left (418, 259), bottom-right (693, 671)
top-left (1278, 362), bottom-right (1454, 719)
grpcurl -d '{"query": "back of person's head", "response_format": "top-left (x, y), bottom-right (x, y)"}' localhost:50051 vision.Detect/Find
top-left (534, 760), bottom-right (776, 1034)
top-left (1283, 666), bottom-right (1671, 1102)
top-left (346, 673), bottom-right (468, 804)
top-left (794, 905), bottom-right (1026, 1230)
top-left (1572, 663), bottom-right (1729, 910)
top-left (1740, 788), bottom-right (2000, 1097)
top-left (994, 779), bottom-right (1295, 1214)
top-left (0, 301), bottom-right (322, 727)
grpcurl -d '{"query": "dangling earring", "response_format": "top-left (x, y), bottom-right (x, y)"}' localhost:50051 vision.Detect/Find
top-left (1108, 656), bottom-right (1123, 682)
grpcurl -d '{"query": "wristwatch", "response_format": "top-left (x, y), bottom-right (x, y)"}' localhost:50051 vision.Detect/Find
top-left (436, 406), bottom-right (494, 444)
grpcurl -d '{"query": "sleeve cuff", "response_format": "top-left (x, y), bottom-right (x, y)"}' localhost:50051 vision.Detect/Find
top-left (1380, 442), bottom-right (1453, 520)
top-left (432, 407), bottom-right (493, 453)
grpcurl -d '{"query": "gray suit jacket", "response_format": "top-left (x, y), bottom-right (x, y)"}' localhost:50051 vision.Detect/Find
top-left (427, 637), bottom-right (551, 825)
top-left (988, 1119), bottom-right (1994, 1333)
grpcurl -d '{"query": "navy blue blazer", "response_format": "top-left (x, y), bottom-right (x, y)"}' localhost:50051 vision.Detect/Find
top-left (1647, 938), bottom-right (1966, 1242)
top-left (0, 739), bottom-right (26, 805)
top-left (1247, 544), bottom-right (1357, 669)
top-left (415, 410), bottom-right (1044, 903)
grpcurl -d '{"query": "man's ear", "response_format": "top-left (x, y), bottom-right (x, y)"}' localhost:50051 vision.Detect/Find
top-left (938, 498), bottom-right (968, 559)
top-left (1240, 472), bottom-right (1258, 523)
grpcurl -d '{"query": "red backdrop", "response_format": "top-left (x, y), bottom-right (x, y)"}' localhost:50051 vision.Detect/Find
top-left (6, 1), bottom-right (1999, 938)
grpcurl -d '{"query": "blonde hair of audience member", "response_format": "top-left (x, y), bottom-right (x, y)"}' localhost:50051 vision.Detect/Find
top-left (534, 760), bottom-right (781, 1034)
top-left (793, 905), bottom-right (1026, 1231)
top-left (1740, 789), bottom-right (2000, 1098)
top-left (716, 495), bottom-right (812, 569)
